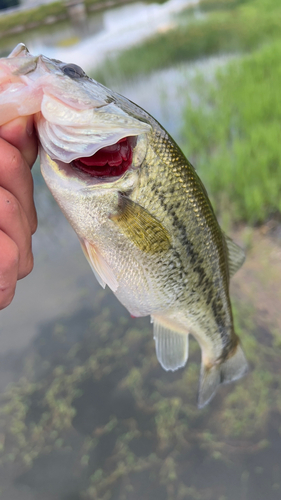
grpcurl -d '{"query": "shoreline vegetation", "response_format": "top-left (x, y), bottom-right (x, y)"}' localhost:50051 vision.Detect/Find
top-left (94, 0), bottom-right (281, 82)
top-left (94, 0), bottom-right (281, 226)
top-left (0, 0), bottom-right (136, 40)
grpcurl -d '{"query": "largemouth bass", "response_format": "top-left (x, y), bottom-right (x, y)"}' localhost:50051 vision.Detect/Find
top-left (0, 44), bottom-right (248, 407)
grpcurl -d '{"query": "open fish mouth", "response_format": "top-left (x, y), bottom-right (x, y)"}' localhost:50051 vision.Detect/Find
top-left (35, 93), bottom-right (151, 179)
top-left (72, 136), bottom-right (137, 178)
top-left (40, 132), bottom-right (148, 189)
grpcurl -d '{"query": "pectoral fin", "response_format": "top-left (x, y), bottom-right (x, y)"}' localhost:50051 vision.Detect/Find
top-left (198, 342), bottom-right (249, 408)
top-left (111, 195), bottom-right (171, 254)
top-left (80, 239), bottom-right (119, 292)
top-left (224, 233), bottom-right (245, 278)
top-left (152, 315), bottom-right (189, 371)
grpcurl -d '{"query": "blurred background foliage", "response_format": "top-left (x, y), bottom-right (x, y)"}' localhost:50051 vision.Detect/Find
top-left (0, 0), bottom-right (19, 10)
top-left (94, 0), bottom-right (281, 225)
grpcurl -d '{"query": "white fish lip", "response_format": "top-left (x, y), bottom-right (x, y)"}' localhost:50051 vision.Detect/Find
top-left (1, 53), bottom-right (39, 77)
top-left (12, 57), bottom-right (39, 76)
top-left (8, 43), bottom-right (30, 58)
top-left (6, 43), bottom-right (39, 75)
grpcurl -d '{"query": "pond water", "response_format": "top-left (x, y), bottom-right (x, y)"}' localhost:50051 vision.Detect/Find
top-left (1, 2), bottom-right (281, 500)
top-left (1, 0), bottom-right (200, 67)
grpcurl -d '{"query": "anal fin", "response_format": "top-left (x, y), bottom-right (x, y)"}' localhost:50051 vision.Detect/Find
top-left (80, 239), bottom-right (119, 292)
top-left (198, 342), bottom-right (249, 408)
top-left (152, 315), bottom-right (189, 371)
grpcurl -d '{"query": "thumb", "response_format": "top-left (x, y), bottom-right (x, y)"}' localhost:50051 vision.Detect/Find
top-left (0, 116), bottom-right (38, 168)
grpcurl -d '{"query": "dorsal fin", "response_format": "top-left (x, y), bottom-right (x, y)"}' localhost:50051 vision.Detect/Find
top-left (152, 315), bottom-right (189, 371)
top-left (224, 233), bottom-right (245, 278)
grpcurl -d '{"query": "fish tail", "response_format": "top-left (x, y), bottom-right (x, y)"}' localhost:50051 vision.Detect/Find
top-left (198, 342), bottom-right (249, 408)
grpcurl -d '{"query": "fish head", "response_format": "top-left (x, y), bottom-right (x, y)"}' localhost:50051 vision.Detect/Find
top-left (2, 44), bottom-right (165, 296)
top-left (0, 44), bottom-right (152, 217)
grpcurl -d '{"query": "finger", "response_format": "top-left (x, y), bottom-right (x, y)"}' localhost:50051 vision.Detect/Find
top-left (0, 230), bottom-right (19, 310)
top-left (0, 187), bottom-right (33, 279)
top-left (0, 137), bottom-right (37, 234)
top-left (0, 116), bottom-right (38, 168)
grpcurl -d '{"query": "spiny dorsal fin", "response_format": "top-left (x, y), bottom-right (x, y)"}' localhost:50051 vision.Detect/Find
top-left (80, 238), bottom-right (119, 292)
top-left (111, 195), bottom-right (171, 254)
top-left (224, 233), bottom-right (245, 278)
top-left (198, 342), bottom-right (249, 408)
top-left (152, 315), bottom-right (189, 371)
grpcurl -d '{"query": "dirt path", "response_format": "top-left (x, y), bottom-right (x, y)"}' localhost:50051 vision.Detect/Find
top-left (231, 222), bottom-right (281, 339)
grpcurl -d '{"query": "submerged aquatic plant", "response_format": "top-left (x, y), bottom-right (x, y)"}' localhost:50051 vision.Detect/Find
top-left (0, 263), bottom-right (281, 500)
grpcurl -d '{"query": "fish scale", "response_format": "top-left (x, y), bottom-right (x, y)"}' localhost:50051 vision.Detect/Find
top-left (130, 128), bottom-right (236, 360)
top-left (0, 44), bottom-right (248, 407)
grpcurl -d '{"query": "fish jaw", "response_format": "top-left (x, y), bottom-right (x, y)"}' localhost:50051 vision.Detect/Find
top-left (0, 44), bottom-right (151, 161)
top-left (36, 95), bottom-right (151, 164)
top-left (39, 145), bottom-right (139, 235)
top-left (39, 132), bottom-right (148, 251)
top-left (39, 140), bottom-right (177, 318)
top-left (39, 130), bottom-right (148, 193)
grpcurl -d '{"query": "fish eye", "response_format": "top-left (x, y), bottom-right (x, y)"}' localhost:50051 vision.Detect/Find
top-left (61, 63), bottom-right (85, 79)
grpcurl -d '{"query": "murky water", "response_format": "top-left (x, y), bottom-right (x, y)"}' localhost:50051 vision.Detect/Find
top-left (1, 2), bottom-right (281, 499)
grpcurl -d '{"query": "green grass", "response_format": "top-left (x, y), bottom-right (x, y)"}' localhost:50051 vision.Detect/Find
top-left (181, 40), bottom-right (281, 223)
top-left (0, 0), bottom-right (130, 40)
top-left (92, 0), bottom-right (281, 84)
top-left (0, 2), bottom-right (67, 36)
top-left (92, 0), bottom-right (281, 225)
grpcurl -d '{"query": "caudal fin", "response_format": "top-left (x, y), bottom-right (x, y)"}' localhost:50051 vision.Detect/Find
top-left (198, 343), bottom-right (249, 408)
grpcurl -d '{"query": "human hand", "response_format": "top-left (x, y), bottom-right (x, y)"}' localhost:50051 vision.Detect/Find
top-left (0, 116), bottom-right (38, 309)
